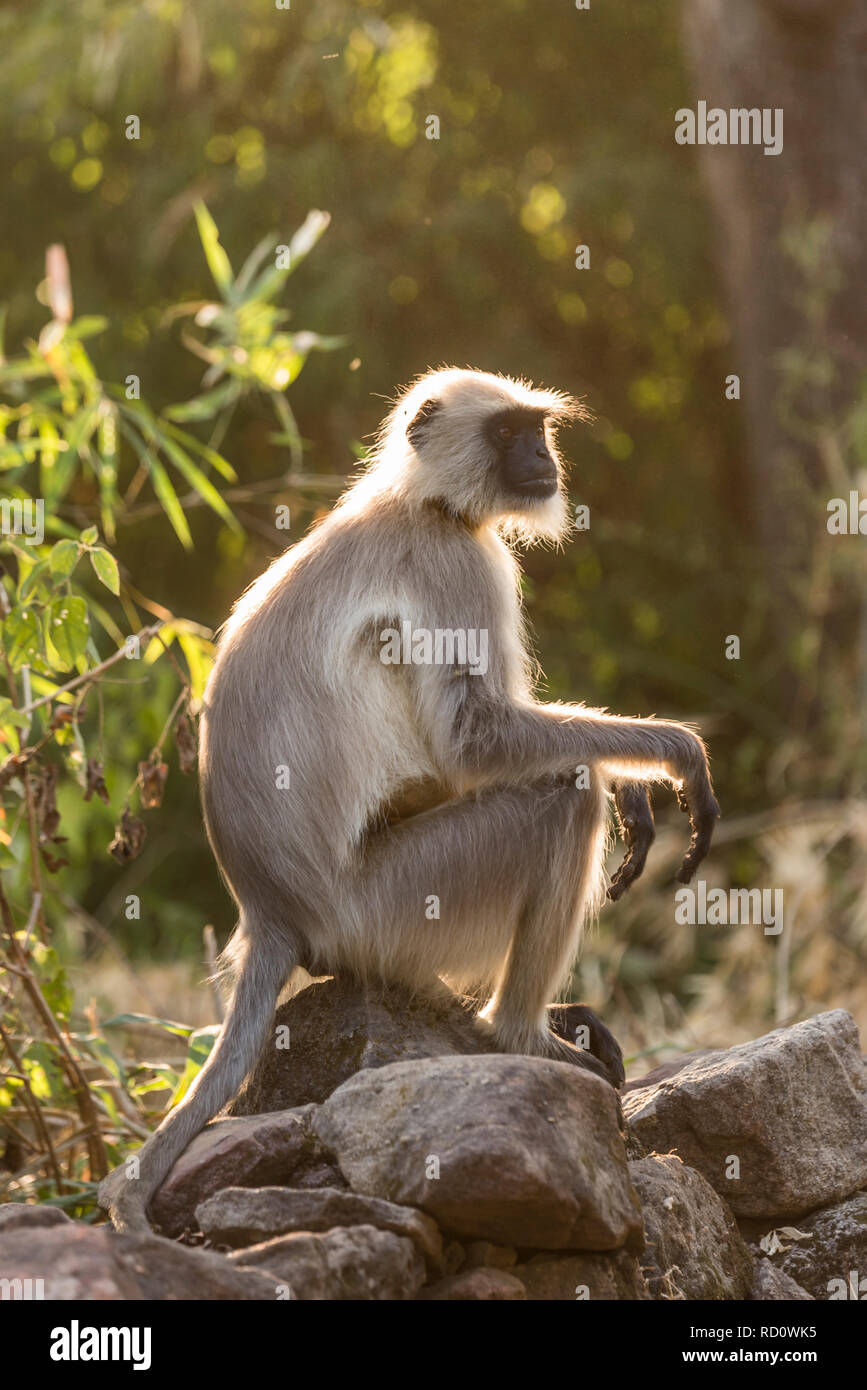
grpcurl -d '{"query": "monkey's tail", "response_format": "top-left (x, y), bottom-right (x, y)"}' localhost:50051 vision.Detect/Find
top-left (99, 923), bottom-right (296, 1233)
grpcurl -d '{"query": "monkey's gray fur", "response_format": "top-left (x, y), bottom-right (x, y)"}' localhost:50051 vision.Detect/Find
top-left (99, 368), bottom-right (719, 1231)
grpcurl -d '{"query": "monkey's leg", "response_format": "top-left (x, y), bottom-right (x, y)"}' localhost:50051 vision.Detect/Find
top-left (473, 778), bottom-right (616, 1076)
top-left (344, 775), bottom-right (615, 1081)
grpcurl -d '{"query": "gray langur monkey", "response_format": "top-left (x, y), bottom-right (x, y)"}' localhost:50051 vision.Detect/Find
top-left (100, 367), bottom-right (719, 1231)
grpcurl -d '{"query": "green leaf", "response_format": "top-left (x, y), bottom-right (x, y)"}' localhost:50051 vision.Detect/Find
top-left (170, 1026), bottom-right (219, 1107)
top-left (235, 232), bottom-right (279, 297)
top-left (79, 525), bottom-right (99, 545)
top-left (162, 422), bottom-right (237, 482)
top-left (74, 1032), bottom-right (126, 1086)
top-left (45, 595), bottom-right (89, 670)
top-left (90, 547), bottom-right (120, 595)
top-left (176, 628), bottom-right (213, 701)
top-left (64, 405), bottom-right (100, 462)
top-left (194, 202), bottom-right (234, 300)
top-left (3, 608), bottom-right (42, 668)
top-left (245, 210), bottom-right (330, 305)
top-left (63, 316), bottom-right (109, 341)
top-left (161, 381), bottom-right (239, 423)
top-left (49, 538), bottom-right (80, 578)
top-left (0, 695), bottom-right (30, 729)
top-left (85, 591), bottom-right (125, 646)
top-left (158, 433), bottom-right (240, 532)
top-left (148, 458), bottom-right (193, 549)
top-left (102, 1012), bottom-right (195, 1039)
top-left (18, 559), bottom-right (50, 602)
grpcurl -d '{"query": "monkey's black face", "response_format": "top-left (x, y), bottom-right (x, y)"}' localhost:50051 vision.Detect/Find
top-left (486, 408), bottom-right (559, 502)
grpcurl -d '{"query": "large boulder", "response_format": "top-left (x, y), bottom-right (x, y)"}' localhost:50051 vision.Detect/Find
top-left (150, 1107), bottom-right (324, 1237)
top-left (196, 1185), bottom-right (442, 1269)
top-left (623, 1011), bottom-right (867, 1218)
top-left (226, 1224), bottom-right (425, 1300)
top-left (0, 1224), bottom-right (280, 1300)
top-left (0, 1204), bottom-right (71, 1233)
top-left (630, 1152), bottom-right (754, 1299)
top-left (756, 1191), bottom-right (867, 1300)
top-left (230, 977), bottom-right (495, 1115)
top-left (315, 1053), bottom-right (642, 1251)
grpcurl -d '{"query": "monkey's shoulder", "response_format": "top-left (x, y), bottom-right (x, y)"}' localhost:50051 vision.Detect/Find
top-left (300, 504), bottom-right (514, 609)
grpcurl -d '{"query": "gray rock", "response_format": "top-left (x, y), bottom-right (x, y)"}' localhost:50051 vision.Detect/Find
top-left (630, 1152), bottom-right (754, 1300)
top-left (750, 1257), bottom-right (814, 1301)
top-left (418, 1268), bottom-right (526, 1300)
top-left (196, 1185), bottom-right (442, 1268)
top-left (315, 1053), bottom-right (642, 1251)
top-left (623, 1011), bottom-right (867, 1218)
top-left (231, 976), bottom-right (495, 1115)
top-left (0, 1225), bottom-right (281, 1300)
top-left (757, 1191), bottom-right (867, 1300)
top-left (624, 1051), bottom-right (715, 1092)
top-left (226, 1223), bottom-right (425, 1299)
top-left (150, 1107), bottom-right (320, 1237)
top-left (513, 1249), bottom-right (650, 1300)
top-left (0, 1204), bottom-right (71, 1232)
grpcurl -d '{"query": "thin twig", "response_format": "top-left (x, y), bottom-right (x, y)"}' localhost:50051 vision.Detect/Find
top-left (19, 622), bottom-right (163, 716)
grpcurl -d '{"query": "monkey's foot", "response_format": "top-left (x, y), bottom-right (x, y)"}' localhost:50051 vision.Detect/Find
top-left (540, 1027), bottom-right (621, 1092)
top-left (547, 1002), bottom-right (625, 1087)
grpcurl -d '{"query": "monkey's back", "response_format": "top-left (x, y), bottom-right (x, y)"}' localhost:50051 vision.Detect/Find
top-left (198, 498), bottom-right (508, 915)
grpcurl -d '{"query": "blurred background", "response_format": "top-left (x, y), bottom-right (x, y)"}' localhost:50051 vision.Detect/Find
top-left (2, 0), bottom-right (866, 1096)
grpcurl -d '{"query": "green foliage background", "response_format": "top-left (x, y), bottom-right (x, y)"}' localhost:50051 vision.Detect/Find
top-left (1, 0), bottom-right (865, 1131)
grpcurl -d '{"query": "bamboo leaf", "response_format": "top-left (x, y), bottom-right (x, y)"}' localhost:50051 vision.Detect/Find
top-left (194, 202), bottom-right (234, 300)
top-left (158, 433), bottom-right (240, 531)
top-left (148, 457), bottom-right (193, 549)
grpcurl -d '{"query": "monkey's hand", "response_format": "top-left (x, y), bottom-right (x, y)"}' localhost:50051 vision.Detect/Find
top-left (608, 780), bottom-right (656, 902)
top-left (674, 763), bottom-right (721, 885)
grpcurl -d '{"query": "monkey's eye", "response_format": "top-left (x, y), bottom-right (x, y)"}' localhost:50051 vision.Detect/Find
top-left (496, 424), bottom-right (513, 442)
top-left (535, 425), bottom-right (545, 438)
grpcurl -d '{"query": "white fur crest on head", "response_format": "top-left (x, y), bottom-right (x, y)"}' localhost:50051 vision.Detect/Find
top-left (344, 367), bottom-right (589, 544)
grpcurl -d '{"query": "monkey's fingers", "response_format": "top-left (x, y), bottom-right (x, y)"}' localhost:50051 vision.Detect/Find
top-left (548, 1003), bottom-right (626, 1087)
top-left (608, 781), bottom-right (655, 901)
top-left (675, 787), bottom-right (721, 883)
top-left (608, 850), bottom-right (639, 901)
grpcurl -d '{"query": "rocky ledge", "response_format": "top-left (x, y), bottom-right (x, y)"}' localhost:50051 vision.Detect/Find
top-left (1, 982), bottom-right (865, 1301)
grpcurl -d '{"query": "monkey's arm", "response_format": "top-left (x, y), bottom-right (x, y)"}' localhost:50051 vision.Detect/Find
top-left (417, 672), bottom-right (718, 883)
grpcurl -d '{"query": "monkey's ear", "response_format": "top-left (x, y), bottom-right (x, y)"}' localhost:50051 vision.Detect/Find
top-left (406, 397), bottom-right (441, 445)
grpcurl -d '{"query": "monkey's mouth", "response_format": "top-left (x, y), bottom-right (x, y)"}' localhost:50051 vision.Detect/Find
top-left (512, 477), bottom-right (558, 501)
